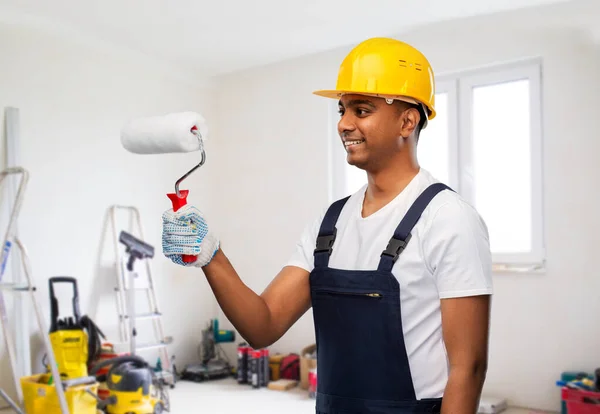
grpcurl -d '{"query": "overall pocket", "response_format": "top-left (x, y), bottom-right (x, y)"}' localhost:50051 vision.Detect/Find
top-left (310, 285), bottom-right (415, 402)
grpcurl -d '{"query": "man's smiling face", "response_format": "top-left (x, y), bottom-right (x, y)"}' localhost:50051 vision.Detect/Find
top-left (337, 94), bottom-right (420, 172)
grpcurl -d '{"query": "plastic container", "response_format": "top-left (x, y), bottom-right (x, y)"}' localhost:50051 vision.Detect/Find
top-left (561, 387), bottom-right (600, 414)
top-left (89, 342), bottom-right (128, 400)
top-left (21, 373), bottom-right (98, 414)
top-left (268, 353), bottom-right (284, 381)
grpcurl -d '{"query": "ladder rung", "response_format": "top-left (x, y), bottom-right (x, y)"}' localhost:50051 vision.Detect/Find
top-left (136, 339), bottom-right (172, 352)
top-left (0, 282), bottom-right (31, 292)
top-left (115, 286), bottom-right (150, 291)
top-left (136, 312), bottom-right (161, 320)
top-left (119, 312), bottom-right (161, 320)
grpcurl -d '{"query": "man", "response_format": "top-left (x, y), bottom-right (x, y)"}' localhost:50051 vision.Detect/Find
top-left (162, 37), bottom-right (492, 413)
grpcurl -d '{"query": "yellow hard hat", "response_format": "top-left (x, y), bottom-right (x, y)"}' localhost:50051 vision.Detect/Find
top-left (314, 37), bottom-right (436, 121)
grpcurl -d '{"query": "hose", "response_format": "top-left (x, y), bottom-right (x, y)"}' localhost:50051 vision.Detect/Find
top-left (80, 315), bottom-right (106, 365)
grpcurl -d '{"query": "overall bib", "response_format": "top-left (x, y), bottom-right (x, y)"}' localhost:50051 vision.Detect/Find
top-left (309, 183), bottom-right (451, 414)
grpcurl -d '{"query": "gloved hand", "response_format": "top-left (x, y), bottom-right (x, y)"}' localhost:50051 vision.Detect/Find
top-left (162, 204), bottom-right (220, 267)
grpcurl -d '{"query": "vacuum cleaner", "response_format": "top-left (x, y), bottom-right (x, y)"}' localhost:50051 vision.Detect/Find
top-left (90, 355), bottom-right (169, 414)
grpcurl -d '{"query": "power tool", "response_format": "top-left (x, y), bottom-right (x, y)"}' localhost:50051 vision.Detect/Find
top-left (180, 319), bottom-right (235, 382)
top-left (90, 355), bottom-right (169, 414)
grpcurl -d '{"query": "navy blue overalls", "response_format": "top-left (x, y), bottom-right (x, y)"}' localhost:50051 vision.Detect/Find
top-left (309, 183), bottom-right (451, 414)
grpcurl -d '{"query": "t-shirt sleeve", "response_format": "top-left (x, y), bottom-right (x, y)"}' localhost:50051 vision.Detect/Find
top-left (284, 208), bottom-right (326, 273)
top-left (423, 197), bottom-right (493, 299)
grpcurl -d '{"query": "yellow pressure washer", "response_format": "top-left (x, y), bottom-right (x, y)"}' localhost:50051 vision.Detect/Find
top-left (48, 276), bottom-right (89, 381)
top-left (48, 276), bottom-right (106, 383)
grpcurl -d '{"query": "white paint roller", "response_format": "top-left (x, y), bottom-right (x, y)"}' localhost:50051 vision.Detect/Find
top-left (120, 111), bottom-right (208, 154)
top-left (120, 111), bottom-right (209, 263)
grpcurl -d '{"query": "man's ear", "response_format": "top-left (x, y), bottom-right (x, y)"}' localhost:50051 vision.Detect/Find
top-left (400, 108), bottom-right (420, 138)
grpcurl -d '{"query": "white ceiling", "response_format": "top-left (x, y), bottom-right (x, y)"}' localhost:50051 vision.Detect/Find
top-left (0, 0), bottom-right (592, 79)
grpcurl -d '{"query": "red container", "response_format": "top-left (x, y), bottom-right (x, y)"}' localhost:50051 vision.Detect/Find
top-left (308, 368), bottom-right (317, 399)
top-left (562, 387), bottom-right (600, 413)
top-left (90, 342), bottom-right (129, 401)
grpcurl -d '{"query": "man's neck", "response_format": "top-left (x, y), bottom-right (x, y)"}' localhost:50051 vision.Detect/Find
top-left (361, 161), bottom-right (420, 218)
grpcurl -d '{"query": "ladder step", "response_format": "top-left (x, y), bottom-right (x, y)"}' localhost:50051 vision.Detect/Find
top-left (0, 282), bottom-right (31, 292)
top-left (135, 312), bottom-right (161, 320)
top-left (136, 338), bottom-right (173, 352)
top-left (114, 286), bottom-right (150, 291)
top-left (119, 312), bottom-right (161, 320)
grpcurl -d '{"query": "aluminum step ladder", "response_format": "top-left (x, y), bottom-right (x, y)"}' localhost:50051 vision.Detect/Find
top-left (0, 167), bottom-right (69, 414)
top-left (109, 205), bottom-right (175, 387)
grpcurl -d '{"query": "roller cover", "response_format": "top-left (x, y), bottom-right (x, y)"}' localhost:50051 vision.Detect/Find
top-left (120, 111), bottom-right (208, 154)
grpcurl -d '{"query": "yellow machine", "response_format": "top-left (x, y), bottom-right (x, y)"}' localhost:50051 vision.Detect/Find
top-left (48, 277), bottom-right (89, 381)
top-left (90, 355), bottom-right (169, 414)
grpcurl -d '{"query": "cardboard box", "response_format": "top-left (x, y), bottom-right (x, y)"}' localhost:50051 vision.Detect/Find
top-left (267, 379), bottom-right (298, 391)
top-left (300, 344), bottom-right (317, 390)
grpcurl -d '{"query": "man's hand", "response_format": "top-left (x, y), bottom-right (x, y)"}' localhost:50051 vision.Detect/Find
top-left (162, 204), bottom-right (220, 267)
top-left (440, 294), bottom-right (491, 414)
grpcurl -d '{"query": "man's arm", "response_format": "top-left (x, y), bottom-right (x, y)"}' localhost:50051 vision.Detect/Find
top-left (421, 196), bottom-right (493, 413)
top-left (440, 294), bottom-right (491, 414)
top-left (201, 249), bottom-right (312, 349)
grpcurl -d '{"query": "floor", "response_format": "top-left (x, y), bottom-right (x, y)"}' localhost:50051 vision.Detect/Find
top-left (0, 376), bottom-right (557, 413)
top-left (168, 377), bottom-right (556, 414)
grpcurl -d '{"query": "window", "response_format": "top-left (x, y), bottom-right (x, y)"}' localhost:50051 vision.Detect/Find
top-left (328, 59), bottom-right (545, 271)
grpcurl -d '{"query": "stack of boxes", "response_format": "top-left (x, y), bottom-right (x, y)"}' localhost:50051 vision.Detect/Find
top-left (235, 341), bottom-right (318, 396)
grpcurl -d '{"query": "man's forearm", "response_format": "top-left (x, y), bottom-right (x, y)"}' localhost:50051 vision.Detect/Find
top-left (441, 364), bottom-right (487, 414)
top-left (201, 249), bottom-right (273, 348)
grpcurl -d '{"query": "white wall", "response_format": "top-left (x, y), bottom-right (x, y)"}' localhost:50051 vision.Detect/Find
top-left (211, 6), bottom-right (600, 413)
top-left (0, 22), bottom-right (220, 399)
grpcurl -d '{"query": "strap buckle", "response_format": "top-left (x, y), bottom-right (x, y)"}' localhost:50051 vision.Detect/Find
top-left (381, 233), bottom-right (412, 262)
top-left (314, 228), bottom-right (337, 255)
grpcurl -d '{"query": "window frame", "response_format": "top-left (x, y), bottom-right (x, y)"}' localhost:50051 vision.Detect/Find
top-left (443, 58), bottom-right (545, 270)
top-left (327, 58), bottom-right (546, 272)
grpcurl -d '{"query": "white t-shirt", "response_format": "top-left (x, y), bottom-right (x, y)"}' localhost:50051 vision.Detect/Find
top-left (286, 168), bottom-right (493, 399)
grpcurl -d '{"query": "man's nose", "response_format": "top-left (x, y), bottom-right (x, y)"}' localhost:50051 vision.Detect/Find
top-left (338, 113), bottom-right (356, 136)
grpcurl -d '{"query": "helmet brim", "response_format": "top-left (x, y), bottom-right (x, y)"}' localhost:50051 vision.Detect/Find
top-left (313, 89), bottom-right (436, 121)
top-left (312, 89), bottom-right (344, 99)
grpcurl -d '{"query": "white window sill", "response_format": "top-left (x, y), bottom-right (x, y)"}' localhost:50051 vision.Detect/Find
top-left (492, 262), bottom-right (547, 274)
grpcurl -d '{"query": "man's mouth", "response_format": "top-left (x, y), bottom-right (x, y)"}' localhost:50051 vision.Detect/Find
top-left (344, 138), bottom-right (365, 148)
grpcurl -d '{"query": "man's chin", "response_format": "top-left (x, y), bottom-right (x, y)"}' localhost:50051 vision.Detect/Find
top-left (346, 156), bottom-right (368, 170)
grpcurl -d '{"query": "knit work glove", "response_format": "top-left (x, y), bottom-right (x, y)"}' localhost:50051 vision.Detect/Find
top-left (162, 205), bottom-right (219, 267)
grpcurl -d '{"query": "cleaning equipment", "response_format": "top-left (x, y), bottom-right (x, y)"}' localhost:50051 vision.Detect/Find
top-left (90, 355), bottom-right (169, 414)
top-left (312, 37), bottom-right (436, 127)
top-left (48, 277), bottom-right (90, 381)
top-left (20, 374), bottom-right (99, 414)
top-left (90, 342), bottom-right (128, 400)
top-left (120, 111), bottom-right (208, 263)
top-left (48, 276), bottom-right (106, 382)
top-left (180, 319), bottom-right (235, 382)
top-left (0, 166), bottom-right (69, 414)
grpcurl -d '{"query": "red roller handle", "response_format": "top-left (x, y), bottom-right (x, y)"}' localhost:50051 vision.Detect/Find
top-left (166, 189), bottom-right (197, 263)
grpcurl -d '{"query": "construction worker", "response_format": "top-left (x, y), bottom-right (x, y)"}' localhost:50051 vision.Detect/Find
top-left (162, 37), bottom-right (492, 413)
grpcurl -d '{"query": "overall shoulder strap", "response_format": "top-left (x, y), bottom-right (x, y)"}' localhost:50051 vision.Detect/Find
top-left (378, 183), bottom-right (453, 272)
top-left (313, 196), bottom-right (350, 268)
